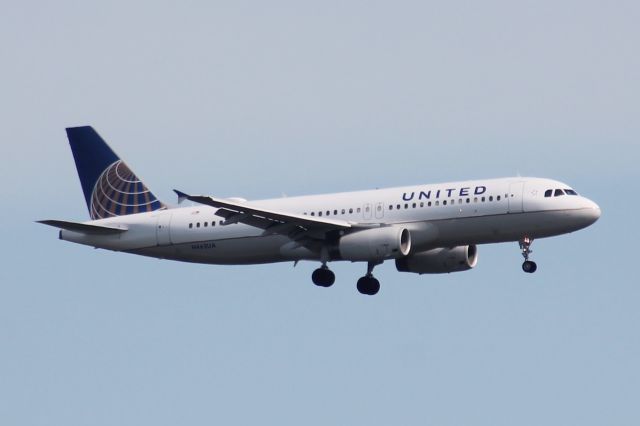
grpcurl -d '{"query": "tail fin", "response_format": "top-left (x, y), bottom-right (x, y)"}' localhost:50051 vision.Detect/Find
top-left (66, 126), bottom-right (165, 219)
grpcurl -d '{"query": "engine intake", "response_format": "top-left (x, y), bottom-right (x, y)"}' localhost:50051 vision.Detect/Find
top-left (339, 226), bottom-right (411, 261)
top-left (395, 245), bottom-right (478, 274)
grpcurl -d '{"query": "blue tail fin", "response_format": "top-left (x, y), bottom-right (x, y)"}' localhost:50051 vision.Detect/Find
top-left (66, 126), bottom-right (165, 219)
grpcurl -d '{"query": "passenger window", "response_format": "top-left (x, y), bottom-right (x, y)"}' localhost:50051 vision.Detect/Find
top-left (544, 189), bottom-right (552, 197)
top-left (435, 201), bottom-right (439, 206)
top-left (334, 210), bottom-right (338, 215)
top-left (396, 204), bottom-right (401, 210)
top-left (428, 201), bottom-right (432, 207)
top-left (204, 222), bottom-right (208, 227)
top-left (311, 212), bottom-right (315, 216)
top-left (489, 196), bottom-right (493, 202)
top-left (481, 197), bottom-right (485, 202)
top-left (342, 209), bottom-right (346, 214)
top-left (196, 222), bottom-right (200, 228)
top-left (451, 199), bottom-right (455, 205)
top-left (404, 204), bottom-right (408, 209)
top-left (389, 205), bottom-right (393, 210)
top-left (420, 202), bottom-right (424, 207)
top-left (412, 203), bottom-right (416, 208)
top-left (474, 197), bottom-right (478, 203)
top-left (220, 220), bottom-right (224, 225)
top-left (466, 198), bottom-right (470, 203)
top-left (497, 195), bottom-right (501, 201)
top-left (357, 208), bottom-right (361, 213)
top-left (326, 210), bottom-right (330, 216)
top-left (443, 200), bottom-right (447, 206)
top-left (212, 221), bottom-right (215, 226)
top-left (319, 211), bottom-right (323, 216)
top-left (554, 189), bottom-right (564, 197)
top-left (189, 223), bottom-right (193, 229)
top-left (349, 208), bottom-right (353, 214)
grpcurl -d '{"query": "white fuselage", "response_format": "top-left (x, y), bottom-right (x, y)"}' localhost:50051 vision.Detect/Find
top-left (60, 177), bottom-right (601, 264)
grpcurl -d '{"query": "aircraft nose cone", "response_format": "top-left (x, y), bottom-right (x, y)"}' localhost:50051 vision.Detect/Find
top-left (582, 199), bottom-right (601, 225)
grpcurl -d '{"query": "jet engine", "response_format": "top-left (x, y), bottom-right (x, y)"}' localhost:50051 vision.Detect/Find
top-left (339, 226), bottom-right (411, 261)
top-left (395, 245), bottom-right (478, 274)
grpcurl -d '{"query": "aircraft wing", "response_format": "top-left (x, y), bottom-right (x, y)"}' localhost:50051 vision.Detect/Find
top-left (174, 190), bottom-right (353, 238)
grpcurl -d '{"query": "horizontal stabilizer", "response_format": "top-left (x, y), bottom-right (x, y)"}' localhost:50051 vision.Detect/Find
top-left (37, 220), bottom-right (128, 235)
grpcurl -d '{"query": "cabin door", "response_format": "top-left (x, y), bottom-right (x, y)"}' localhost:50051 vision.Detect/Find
top-left (156, 211), bottom-right (173, 246)
top-left (508, 182), bottom-right (525, 213)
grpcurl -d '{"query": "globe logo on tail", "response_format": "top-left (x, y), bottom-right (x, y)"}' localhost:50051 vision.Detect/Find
top-left (89, 160), bottom-right (164, 219)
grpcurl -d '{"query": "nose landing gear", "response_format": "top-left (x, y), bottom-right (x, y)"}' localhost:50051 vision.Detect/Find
top-left (519, 237), bottom-right (537, 273)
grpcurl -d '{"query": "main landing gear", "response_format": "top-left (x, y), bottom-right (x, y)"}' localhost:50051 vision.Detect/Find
top-left (356, 261), bottom-right (382, 295)
top-left (519, 237), bottom-right (537, 273)
top-left (312, 264), bottom-right (335, 287)
top-left (310, 261), bottom-right (382, 295)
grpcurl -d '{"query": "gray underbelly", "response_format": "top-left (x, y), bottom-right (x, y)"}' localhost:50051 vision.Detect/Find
top-left (424, 210), bottom-right (584, 247)
top-left (130, 234), bottom-right (317, 265)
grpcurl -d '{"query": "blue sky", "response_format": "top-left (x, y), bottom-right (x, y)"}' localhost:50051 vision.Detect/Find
top-left (1, 1), bottom-right (638, 425)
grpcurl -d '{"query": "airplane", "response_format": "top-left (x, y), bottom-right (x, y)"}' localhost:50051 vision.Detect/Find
top-left (39, 126), bottom-right (601, 295)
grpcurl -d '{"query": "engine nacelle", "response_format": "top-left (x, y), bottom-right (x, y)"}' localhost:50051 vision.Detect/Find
top-left (395, 245), bottom-right (478, 274)
top-left (339, 226), bottom-right (411, 261)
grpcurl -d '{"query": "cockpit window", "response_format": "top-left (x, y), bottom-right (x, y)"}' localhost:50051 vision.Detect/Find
top-left (554, 189), bottom-right (564, 197)
top-left (544, 189), bottom-right (552, 197)
top-left (564, 189), bottom-right (578, 195)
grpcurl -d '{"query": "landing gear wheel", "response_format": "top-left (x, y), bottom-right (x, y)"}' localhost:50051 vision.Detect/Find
top-left (357, 276), bottom-right (380, 295)
top-left (522, 260), bottom-right (537, 273)
top-left (519, 237), bottom-right (537, 274)
top-left (312, 267), bottom-right (335, 287)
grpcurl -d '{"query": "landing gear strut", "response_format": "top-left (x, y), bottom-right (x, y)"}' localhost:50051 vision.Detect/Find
top-left (312, 264), bottom-right (335, 287)
top-left (519, 237), bottom-right (537, 273)
top-left (357, 261), bottom-right (382, 295)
